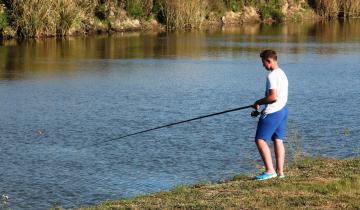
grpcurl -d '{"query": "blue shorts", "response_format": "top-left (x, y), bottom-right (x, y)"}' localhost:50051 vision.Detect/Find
top-left (255, 106), bottom-right (288, 142)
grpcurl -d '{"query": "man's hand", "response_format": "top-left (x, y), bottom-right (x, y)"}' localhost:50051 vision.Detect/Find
top-left (252, 102), bottom-right (260, 110)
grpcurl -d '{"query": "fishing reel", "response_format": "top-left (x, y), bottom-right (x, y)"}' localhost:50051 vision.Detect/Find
top-left (251, 110), bottom-right (260, 118)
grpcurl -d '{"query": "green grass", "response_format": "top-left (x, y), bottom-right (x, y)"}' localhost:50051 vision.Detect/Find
top-left (78, 156), bottom-right (360, 209)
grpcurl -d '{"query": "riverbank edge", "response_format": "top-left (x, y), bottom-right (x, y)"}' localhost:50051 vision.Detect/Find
top-left (3, 0), bottom-right (360, 40)
top-left (0, 1), bottom-right (334, 40)
top-left (76, 156), bottom-right (360, 210)
top-left (0, 14), bottom-right (329, 42)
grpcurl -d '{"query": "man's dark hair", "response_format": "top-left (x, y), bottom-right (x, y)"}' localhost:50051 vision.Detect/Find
top-left (260, 49), bottom-right (277, 61)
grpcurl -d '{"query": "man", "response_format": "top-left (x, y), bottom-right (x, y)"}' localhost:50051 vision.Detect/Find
top-left (253, 49), bottom-right (288, 180)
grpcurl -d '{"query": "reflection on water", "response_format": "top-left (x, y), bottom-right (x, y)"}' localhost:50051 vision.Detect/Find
top-left (0, 20), bottom-right (360, 210)
top-left (1, 19), bottom-right (360, 81)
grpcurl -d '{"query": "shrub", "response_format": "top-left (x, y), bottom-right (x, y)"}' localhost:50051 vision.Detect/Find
top-left (0, 12), bottom-right (7, 30)
top-left (95, 3), bottom-right (106, 20)
top-left (228, 0), bottom-right (240, 12)
top-left (258, 4), bottom-right (284, 22)
top-left (223, 0), bottom-right (239, 11)
top-left (152, 0), bottom-right (166, 23)
top-left (206, 0), bottom-right (227, 16)
top-left (241, 0), bottom-right (261, 7)
top-left (126, 0), bottom-right (144, 19)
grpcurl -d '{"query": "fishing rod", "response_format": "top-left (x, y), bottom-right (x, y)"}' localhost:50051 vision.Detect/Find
top-left (93, 104), bottom-right (256, 146)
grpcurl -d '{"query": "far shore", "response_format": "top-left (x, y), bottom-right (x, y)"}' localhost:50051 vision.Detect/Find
top-left (1, 1), bottom-right (360, 40)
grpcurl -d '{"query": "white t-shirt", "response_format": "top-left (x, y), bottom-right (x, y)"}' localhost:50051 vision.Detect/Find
top-left (264, 68), bottom-right (288, 114)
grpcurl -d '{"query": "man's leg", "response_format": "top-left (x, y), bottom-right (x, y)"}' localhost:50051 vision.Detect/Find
top-left (274, 139), bottom-right (285, 175)
top-left (256, 139), bottom-right (275, 173)
top-left (273, 106), bottom-right (288, 175)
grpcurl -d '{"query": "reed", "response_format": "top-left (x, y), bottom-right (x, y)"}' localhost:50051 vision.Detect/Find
top-left (76, 0), bottom-right (98, 16)
top-left (7, 0), bottom-right (86, 38)
top-left (312, 0), bottom-right (360, 18)
top-left (142, 0), bottom-right (153, 18)
top-left (313, 0), bottom-right (340, 18)
top-left (342, 0), bottom-right (360, 18)
top-left (54, 0), bottom-right (80, 36)
top-left (9, 0), bottom-right (57, 37)
top-left (162, 0), bottom-right (207, 29)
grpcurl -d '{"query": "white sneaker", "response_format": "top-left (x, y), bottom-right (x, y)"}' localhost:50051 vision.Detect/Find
top-left (277, 173), bottom-right (285, 178)
top-left (255, 172), bottom-right (277, 180)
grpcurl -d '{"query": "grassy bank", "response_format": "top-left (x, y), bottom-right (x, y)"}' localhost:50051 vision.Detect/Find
top-left (1, 0), bottom-right (360, 39)
top-left (78, 156), bottom-right (360, 210)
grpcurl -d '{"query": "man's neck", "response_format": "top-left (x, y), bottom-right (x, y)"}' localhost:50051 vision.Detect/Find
top-left (270, 64), bottom-right (279, 71)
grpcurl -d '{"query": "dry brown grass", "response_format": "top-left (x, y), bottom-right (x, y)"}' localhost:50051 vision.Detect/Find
top-left (342, 0), bottom-right (360, 17)
top-left (10, 0), bottom-right (57, 37)
top-left (314, 0), bottom-right (340, 18)
top-left (76, 0), bottom-right (98, 16)
top-left (313, 0), bottom-right (360, 18)
top-left (55, 0), bottom-right (80, 36)
top-left (162, 0), bottom-right (208, 29)
top-left (8, 0), bottom-right (86, 38)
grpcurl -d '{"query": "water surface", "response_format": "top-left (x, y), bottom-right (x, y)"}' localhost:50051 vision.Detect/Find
top-left (0, 20), bottom-right (359, 209)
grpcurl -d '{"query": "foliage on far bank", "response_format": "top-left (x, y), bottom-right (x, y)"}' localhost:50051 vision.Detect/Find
top-left (78, 156), bottom-right (360, 210)
top-left (312, 0), bottom-right (360, 18)
top-left (0, 0), bottom-right (144, 38)
top-left (1, 0), bottom-right (360, 39)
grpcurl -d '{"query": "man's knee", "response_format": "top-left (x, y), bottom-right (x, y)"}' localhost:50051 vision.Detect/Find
top-left (256, 139), bottom-right (267, 147)
top-left (274, 139), bottom-right (284, 145)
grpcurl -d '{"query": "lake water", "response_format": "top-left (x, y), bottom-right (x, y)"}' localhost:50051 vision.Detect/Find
top-left (0, 20), bottom-right (359, 209)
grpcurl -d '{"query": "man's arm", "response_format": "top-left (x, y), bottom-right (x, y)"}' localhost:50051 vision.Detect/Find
top-left (253, 89), bottom-right (277, 110)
